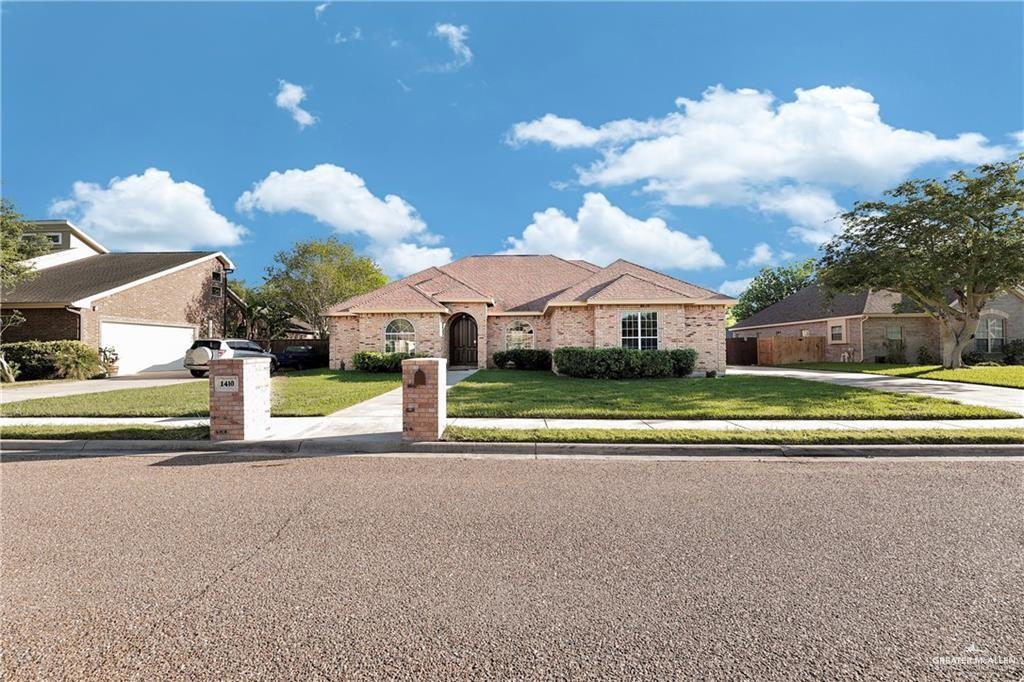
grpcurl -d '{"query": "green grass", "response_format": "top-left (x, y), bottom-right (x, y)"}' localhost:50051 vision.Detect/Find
top-left (446, 370), bottom-right (1015, 420)
top-left (0, 369), bottom-right (400, 418)
top-left (1, 424), bottom-right (209, 440)
top-left (782, 363), bottom-right (1024, 389)
top-left (445, 426), bottom-right (1024, 445)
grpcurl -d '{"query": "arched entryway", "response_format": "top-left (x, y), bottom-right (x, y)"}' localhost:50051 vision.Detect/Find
top-left (448, 314), bottom-right (478, 367)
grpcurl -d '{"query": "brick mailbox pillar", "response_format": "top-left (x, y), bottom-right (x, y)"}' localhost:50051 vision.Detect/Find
top-left (209, 358), bottom-right (271, 441)
top-left (402, 358), bottom-right (446, 442)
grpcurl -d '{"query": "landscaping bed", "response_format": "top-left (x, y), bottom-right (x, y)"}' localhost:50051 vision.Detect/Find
top-left (781, 363), bottom-right (1024, 389)
top-left (444, 426), bottom-right (1024, 445)
top-left (0, 369), bottom-right (400, 418)
top-left (1, 425), bottom-right (210, 440)
top-left (446, 370), bottom-right (1015, 420)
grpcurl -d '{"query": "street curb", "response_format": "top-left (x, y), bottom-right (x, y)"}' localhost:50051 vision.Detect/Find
top-left (3, 439), bottom-right (1024, 459)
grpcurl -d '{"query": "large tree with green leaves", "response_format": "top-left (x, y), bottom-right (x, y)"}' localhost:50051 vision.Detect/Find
top-left (731, 259), bottom-right (816, 322)
top-left (227, 279), bottom-right (294, 340)
top-left (263, 237), bottom-right (387, 338)
top-left (1, 198), bottom-right (52, 381)
top-left (817, 155), bottom-right (1024, 368)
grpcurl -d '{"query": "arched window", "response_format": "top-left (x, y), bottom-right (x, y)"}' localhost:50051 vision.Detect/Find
top-left (975, 317), bottom-right (1005, 353)
top-left (384, 318), bottom-right (416, 353)
top-left (506, 321), bottom-right (535, 350)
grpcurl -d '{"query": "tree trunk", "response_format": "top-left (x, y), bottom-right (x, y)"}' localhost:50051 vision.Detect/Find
top-left (0, 355), bottom-right (16, 383)
top-left (941, 314), bottom-right (981, 369)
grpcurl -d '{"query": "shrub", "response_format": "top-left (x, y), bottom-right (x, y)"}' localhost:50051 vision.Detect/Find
top-left (1003, 339), bottom-right (1024, 365)
top-left (961, 349), bottom-right (986, 366)
top-left (552, 347), bottom-right (684, 379)
top-left (351, 351), bottom-right (414, 372)
top-left (916, 345), bottom-right (938, 365)
top-left (0, 340), bottom-right (102, 380)
top-left (885, 340), bottom-right (907, 364)
top-left (492, 348), bottom-right (552, 370)
top-left (668, 348), bottom-right (698, 377)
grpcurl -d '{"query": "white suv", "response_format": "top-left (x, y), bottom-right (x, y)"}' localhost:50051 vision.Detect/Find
top-left (184, 339), bottom-right (278, 378)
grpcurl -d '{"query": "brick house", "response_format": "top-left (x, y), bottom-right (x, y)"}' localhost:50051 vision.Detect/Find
top-left (326, 256), bottom-right (736, 373)
top-left (729, 284), bottom-right (1024, 364)
top-left (1, 220), bottom-right (239, 374)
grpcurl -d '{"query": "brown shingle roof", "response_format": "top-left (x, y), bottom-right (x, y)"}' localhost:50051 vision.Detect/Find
top-left (329, 255), bottom-right (733, 315)
top-left (1, 252), bottom-right (220, 305)
top-left (729, 285), bottom-right (921, 329)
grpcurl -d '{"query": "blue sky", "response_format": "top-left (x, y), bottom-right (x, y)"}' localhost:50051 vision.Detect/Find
top-left (3, 2), bottom-right (1022, 295)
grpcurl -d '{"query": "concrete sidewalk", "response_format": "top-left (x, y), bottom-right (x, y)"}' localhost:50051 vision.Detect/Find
top-left (729, 365), bottom-right (1024, 415)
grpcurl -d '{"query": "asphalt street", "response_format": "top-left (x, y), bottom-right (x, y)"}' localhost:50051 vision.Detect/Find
top-left (2, 452), bottom-right (1021, 679)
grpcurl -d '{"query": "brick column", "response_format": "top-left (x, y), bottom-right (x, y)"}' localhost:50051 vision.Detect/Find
top-left (401, 358), bottom-right (446, 442)
top-left (209, 358), bottom-right (271, 441)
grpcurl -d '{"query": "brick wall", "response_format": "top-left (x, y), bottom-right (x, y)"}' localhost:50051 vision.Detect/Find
top-left (90, 257), bottom-right (227, 344)
top-left (0, 307), bottom-right (81, 343)
top-left (208, 358), bottom-right (271, 441)
top-left (484, 315), bottom-right (550, 367)
top-left (683, 305), bottom-right (727, 373)
top-left (862, 316), bottom-right (940, 363)
top-left (329, 312), bottom-right (444, 370)
top-left (549, 307), bottom-right (594, 349)
top-left (401, 358), bottom-right (446, 441)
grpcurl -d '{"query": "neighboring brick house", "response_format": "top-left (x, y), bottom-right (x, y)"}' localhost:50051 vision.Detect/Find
top-left (326, 256), bottom-right (736, 374)
top-left (1, 220), bottom-right (239, 374)
top-left (729, 284), bottom-right (1024, 364)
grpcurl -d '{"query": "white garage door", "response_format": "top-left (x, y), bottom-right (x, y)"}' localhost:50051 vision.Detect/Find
top-left (100, 322), bottom-right (195, 374)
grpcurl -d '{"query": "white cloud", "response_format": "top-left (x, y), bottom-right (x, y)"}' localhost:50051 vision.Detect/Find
top-left (333, 27), bottom-right (362, 43)
top-left (501, 192), bottom-right (723, 271)
top-left (371, 242), bottom-right (453, 276)
top-left (1013, 130), bottom-right (1024, 147)
top-left (275, 80), bottom-right (317, 129)
top-left (740, 243), bottom-right (773, 267)
top-left (49, 168), bottom-right (245, 251)
top-left (510, 85), bottom-right (1011, 244)
top-left (397, 79), bottom-right (412, 93)
top-left (718, 277), bottom-right (753, 297)
top-left (429, 23), bottom-right (472, 72)
top-left (236, 164), bottom-right (450, 276)
top-left (314, 2), bottom-right (329, 21)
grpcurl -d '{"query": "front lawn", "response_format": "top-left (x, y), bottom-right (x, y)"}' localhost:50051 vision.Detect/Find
top-left (445, 426), bottom-right (1024, 445)
top-left (0, 369), bottom-right (400, 418)
top-left (782, 363), bottom-right (1024, 389)
top-left (446, 370), bottom-right (1014, 420)
top-left (1, 424), bottom-right (209, 440)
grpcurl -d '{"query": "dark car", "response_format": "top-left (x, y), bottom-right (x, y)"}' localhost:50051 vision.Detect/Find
top-left (273, 344), bottom-right (327, 371)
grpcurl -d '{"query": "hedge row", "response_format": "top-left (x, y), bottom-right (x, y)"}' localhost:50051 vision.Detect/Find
top-left (552, 347), bottom-right (698, 379)
top-left (1, 341), bottom-right (103, 381)
top-left (491, 348), bottom-right (552, 370)
top-left (351, 351), bottom-right (417, 372)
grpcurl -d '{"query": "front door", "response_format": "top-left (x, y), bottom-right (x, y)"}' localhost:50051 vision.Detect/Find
top-left (449, 315), bottom-right (478, 366)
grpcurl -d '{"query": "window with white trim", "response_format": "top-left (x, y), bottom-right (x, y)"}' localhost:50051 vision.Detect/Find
top-left (829, 321), bottom-right (846, 343)
top-left (384, 318), bottom-right (416, 353)
top-left (505, 321), bottom-right (535, 350)
top-left (621, 311), bottom-right (658, 350)
top-left (975, 317), bottom-right (1005, 353)
top-left (886, 325), bottom-right (902, 341)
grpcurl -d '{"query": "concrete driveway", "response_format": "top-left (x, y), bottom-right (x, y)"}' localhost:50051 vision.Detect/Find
top-left (1, 371), bottom-right (200, 405)
top-left (730, 365), bottom-right (1024, 416)
top-left (2, 453), bottom-right (1021, 679)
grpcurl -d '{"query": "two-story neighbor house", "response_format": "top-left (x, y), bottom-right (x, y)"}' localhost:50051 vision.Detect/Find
top-left (327, 255), bottom-right (735, 373)
top-left (729, 284), bottom-right (1024, 364)
top-left (1, 220), bottom-right (238, 374)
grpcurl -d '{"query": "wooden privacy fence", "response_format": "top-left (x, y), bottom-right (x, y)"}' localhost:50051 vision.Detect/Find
top-left (726, 338), bottom-right (758, 365)
top-left (756, 336), bottom-right (825, 365)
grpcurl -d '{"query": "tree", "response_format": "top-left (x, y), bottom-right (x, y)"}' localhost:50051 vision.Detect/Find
top-left (1, 198), bottom-right (51, 381)
top-left (817, 155), bottom-right (1024, 368)
top-left (263, 237), bottom-right (387, 338)
top-left (228, 279), bottom-right (293, 340)
top-left (731, 259), bottom-right (816, 322)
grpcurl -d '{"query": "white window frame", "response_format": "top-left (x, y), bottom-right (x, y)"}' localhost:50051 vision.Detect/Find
top-left (505, 321), bottom-right (535, 350)
top-left (384, 318), bottom-right (416, 353)
top-left (620, 311), bottom-right (659, 350)
top-left (885, 324), bottom-right (902, 341)
top-left (828, 319), bottom-right (847, 344)
top-left (975, 317), bottom-right (1005, 353)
